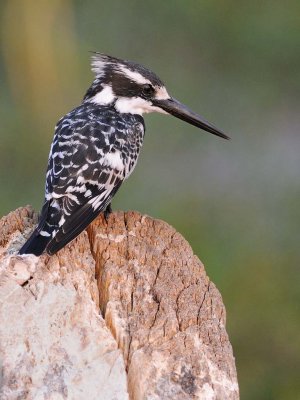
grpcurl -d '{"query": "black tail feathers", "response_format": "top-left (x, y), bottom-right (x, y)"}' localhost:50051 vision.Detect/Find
top-left (19, 229), bottom-right (51, 256)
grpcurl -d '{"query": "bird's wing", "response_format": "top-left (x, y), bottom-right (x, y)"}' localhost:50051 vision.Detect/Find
top-left (42, 108), bottom-right (131, 255)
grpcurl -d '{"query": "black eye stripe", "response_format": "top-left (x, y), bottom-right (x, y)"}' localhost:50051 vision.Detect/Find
top-left (111, 74), bottom-right (142, 97)
top-left (110, 74), bottom-right (156, 99)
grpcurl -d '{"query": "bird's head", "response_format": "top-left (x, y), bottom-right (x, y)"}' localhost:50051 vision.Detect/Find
top-left (84, 53), bottom-right (229, 140)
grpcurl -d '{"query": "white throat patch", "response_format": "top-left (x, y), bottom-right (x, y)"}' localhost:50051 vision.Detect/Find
top-left (90, 85), bottom-right (115, 105)
top-left (115, 97), bottom-right (167, 115)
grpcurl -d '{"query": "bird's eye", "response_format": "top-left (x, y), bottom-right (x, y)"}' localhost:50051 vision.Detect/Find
top-left (142, 84), bottom-right (154, 97)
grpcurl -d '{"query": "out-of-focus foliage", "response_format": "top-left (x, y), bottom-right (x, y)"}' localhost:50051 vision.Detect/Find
top-left (1, 1), bottom-right (299, 398)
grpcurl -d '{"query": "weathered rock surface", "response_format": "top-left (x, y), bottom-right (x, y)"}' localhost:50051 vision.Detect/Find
top-left (0, 207), bottom-right (128, 400)
top-left (0, 206), bottom-right (239, 399)
top-left (88, 212), bottom-right (239, 400)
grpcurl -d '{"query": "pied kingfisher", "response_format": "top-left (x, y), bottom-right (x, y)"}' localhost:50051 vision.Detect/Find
top-left (19, 53), bottom-right (229, 256)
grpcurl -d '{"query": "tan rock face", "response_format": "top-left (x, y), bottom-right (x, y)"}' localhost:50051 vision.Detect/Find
top-left (88, 211), bottom-right (239, 400)
top-left (0, 207), bottom-right (128, 400)
top-left (0, 206), bottom-right (239, 400)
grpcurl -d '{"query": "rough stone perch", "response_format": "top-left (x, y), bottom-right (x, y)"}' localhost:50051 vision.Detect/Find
top-left (0, 206), bottom-right (239, 399)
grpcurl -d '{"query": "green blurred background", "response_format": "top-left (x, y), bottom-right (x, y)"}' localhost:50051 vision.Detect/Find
top-left (1, 1), bottom-right (299, 398)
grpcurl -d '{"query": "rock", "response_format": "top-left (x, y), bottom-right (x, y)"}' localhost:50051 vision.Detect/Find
top-left (0, 206), bottom-right (239, 399)
top-left (88, 211), bottom-right (239, 400)
top-left (0, 207), bottom-right (128, 400)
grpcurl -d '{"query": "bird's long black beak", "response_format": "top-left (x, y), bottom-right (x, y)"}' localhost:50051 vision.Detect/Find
top-left (153, 97), bottom-right (230, 140)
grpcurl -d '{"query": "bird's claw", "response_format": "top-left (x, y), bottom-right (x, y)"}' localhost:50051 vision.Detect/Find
top-left (104, 204), bottom-right (112, 223)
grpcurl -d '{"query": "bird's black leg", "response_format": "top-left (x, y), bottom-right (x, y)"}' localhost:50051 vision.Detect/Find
top-left (104, 203), bottom-right (112, 222)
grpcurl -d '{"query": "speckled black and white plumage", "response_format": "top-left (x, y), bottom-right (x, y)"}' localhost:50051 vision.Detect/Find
top-left (20, 101), bottom-right (145, 255)
top-left (46, 104), bottom-right (145, 253)
top-left (19, 53), bottom-right (228, 256)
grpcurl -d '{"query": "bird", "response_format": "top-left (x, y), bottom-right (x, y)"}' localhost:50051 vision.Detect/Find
top-left (19, 53), bottom-right (229, 257)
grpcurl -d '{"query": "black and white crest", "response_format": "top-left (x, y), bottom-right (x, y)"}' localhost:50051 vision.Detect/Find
top-left (19, 53), bottom-right (228, 257)
top-left (91, 53), bottom-right (164, 86)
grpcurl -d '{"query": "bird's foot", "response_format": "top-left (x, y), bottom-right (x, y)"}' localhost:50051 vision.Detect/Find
top-left (104, 204), bottom-right (112, 223)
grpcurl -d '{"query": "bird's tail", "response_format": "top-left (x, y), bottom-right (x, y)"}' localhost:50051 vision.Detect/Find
top-left (19, 228), bottom-right (51, 256)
